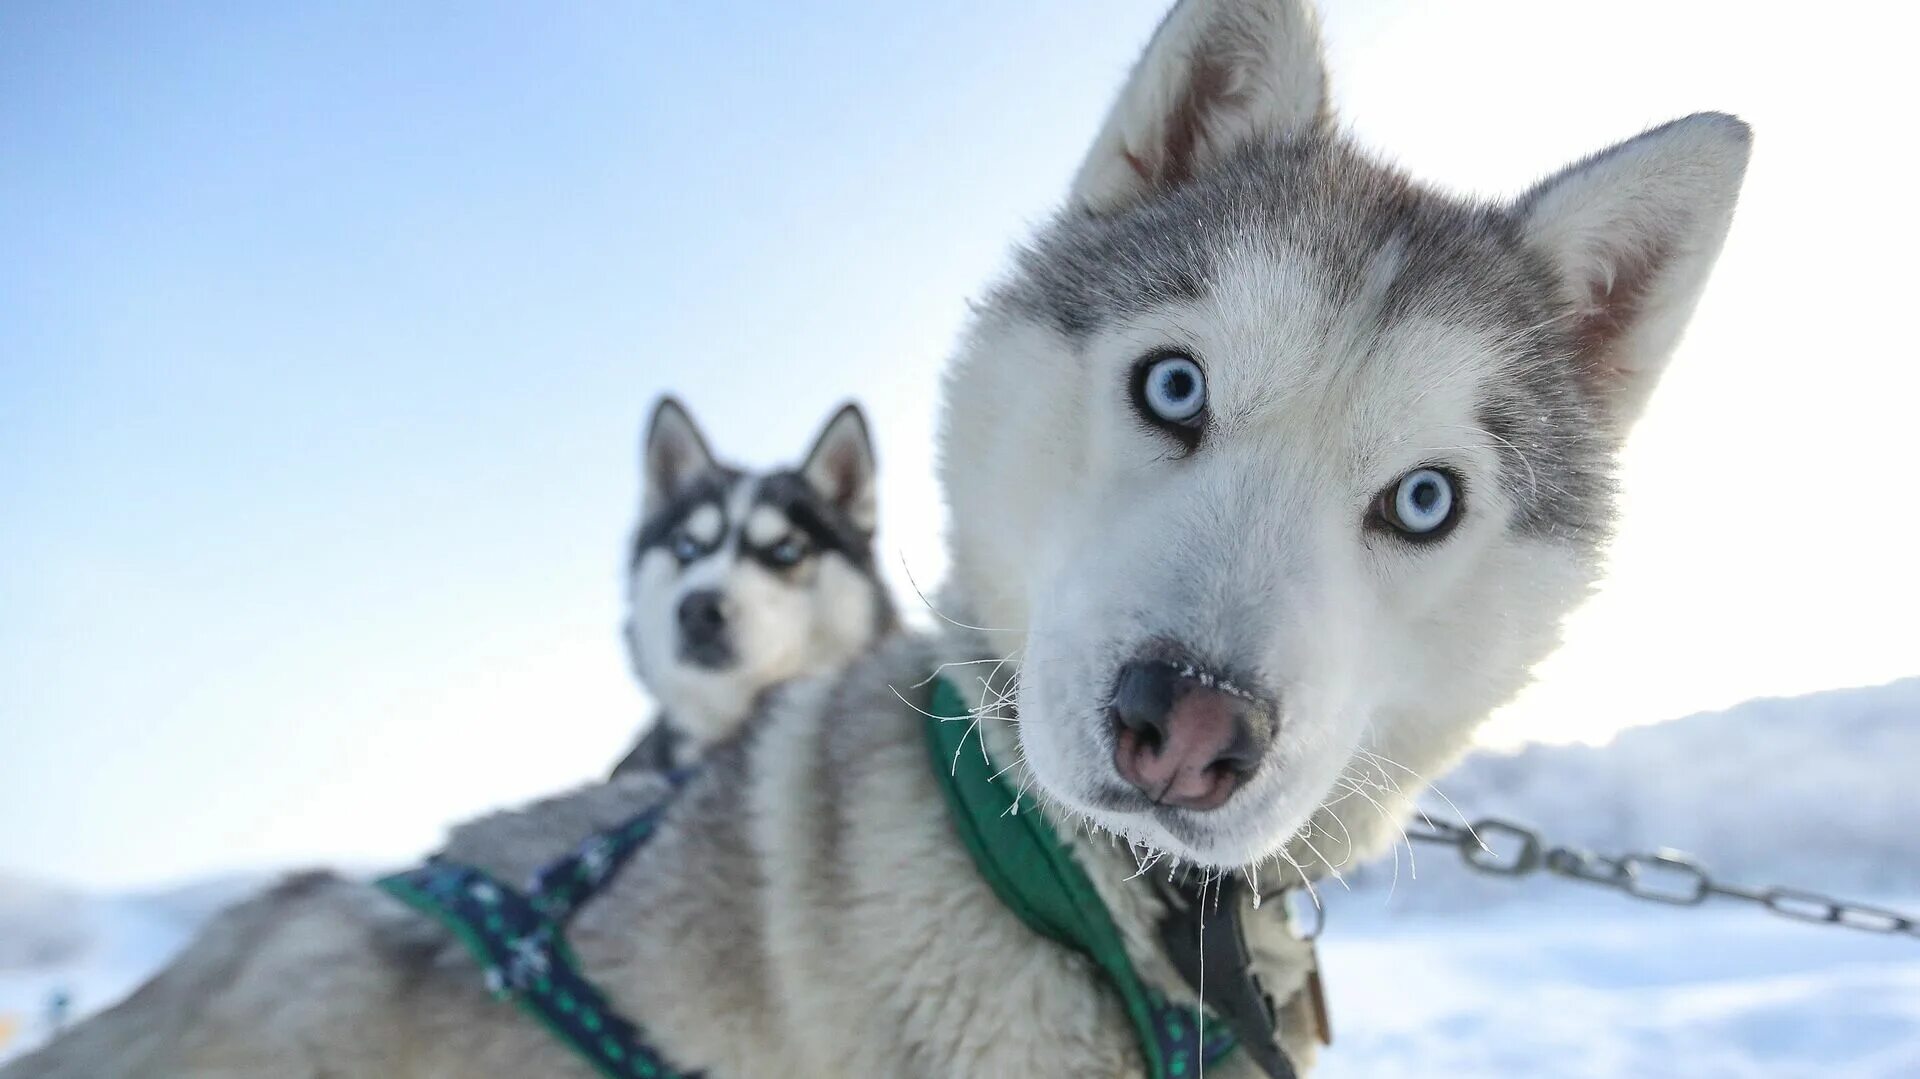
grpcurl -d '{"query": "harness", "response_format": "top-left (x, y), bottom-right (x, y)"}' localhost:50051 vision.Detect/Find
top-left (376, 675), bottom-right (1303, 1078)
top-left (376, 770), bottom-right (699, 1079)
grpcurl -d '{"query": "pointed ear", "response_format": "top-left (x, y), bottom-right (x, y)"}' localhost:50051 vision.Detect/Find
top-left (642, 397), bottom-right (716, 515)
top-left (1518, 112), bottom-right (1752, 429)
top-left (1069, 0), bottom-right (1329, 214)
top-left (800, 403), bottom-right (878, 536)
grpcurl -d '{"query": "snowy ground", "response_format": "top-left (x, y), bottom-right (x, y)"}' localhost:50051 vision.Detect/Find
top-left (1317, 880), bottom-right (1920, 1078)
top-left (4, 679), bottom-right (1917, 1073)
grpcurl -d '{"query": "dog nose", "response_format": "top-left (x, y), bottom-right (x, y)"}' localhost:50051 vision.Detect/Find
top-left (1110, 660), bottom-right (1272, 811)
top-left (677, 589), bottom-right (728, 643)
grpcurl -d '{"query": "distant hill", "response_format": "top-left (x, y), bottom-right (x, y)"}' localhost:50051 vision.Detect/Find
top-left (1353, 676), bottom-right (1920, 907)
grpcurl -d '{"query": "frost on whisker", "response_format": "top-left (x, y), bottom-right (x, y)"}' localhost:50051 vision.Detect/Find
top-left (1358, 746), bottom-right (1491, 855)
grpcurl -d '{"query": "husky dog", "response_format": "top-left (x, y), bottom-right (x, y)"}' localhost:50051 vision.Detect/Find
top-left (6, 1), bottom-right (1749, 1076)
top-left (612, 397), bottom-right (896, 775)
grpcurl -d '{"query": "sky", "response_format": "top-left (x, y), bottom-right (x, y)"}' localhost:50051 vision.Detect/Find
top-left (3, 1), bottom-right (1915, 890)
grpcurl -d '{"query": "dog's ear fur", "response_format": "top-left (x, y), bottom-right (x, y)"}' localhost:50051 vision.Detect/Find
top-left (801, 403), bottom-right (878, 536)
top-left (1068, 0), bottom-right (1329, 214)
top-left (1518, 113), bottom-right (1751, 429)
top-left (643, 397), bottom-right (716, 515)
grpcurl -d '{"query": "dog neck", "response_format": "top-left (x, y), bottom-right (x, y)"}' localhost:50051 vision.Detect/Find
top-left (929, 665), bottom-right (1315, 1077)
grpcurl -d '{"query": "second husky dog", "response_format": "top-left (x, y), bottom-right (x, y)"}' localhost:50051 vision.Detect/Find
top-left (613, 398), bottom-right (896, 774)
top-left (7, 1), bottom-right (1751, 1075)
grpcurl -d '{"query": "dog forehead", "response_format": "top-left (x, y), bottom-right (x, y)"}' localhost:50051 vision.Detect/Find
top-left (1003, 136), bottom-right (1533, 335)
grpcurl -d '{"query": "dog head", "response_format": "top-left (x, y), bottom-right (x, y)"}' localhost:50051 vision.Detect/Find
top-left (938, 0), bottom-right (1749, 869)
top-left (626, 398), bottom-right (894, 748)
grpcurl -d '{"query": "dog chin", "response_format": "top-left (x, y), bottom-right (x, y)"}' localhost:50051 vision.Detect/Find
top-left (659, 665), bottom-right (757, 740)
top-left (1076, 784), bottom-right (1305, 870)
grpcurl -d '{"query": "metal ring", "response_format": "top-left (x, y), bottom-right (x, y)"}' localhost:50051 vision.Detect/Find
top-left (1620, 851), bottom-right (1710, 906)
top-left (1284, 885), bottom-right (1326, 942)
top-left (1765, 887), bottom-right (1844, 924)
top-left (1830, 905), bottom-right (1915, 935)
top-left (1460, 820), bottom-right (1541, 876)
top-left (1544, 846), bottom-right (1628, 887)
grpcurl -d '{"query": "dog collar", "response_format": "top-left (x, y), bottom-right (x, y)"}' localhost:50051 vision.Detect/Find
top-left (926, 675), bottom-right (1299, 1078)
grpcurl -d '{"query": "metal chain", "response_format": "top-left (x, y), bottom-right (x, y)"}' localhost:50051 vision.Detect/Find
top-left (1405, 815), bottom-right (1920, 939)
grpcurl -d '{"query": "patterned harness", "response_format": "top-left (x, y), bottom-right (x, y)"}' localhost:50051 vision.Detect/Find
top-left (377, 769), bottom-right (698, 1079)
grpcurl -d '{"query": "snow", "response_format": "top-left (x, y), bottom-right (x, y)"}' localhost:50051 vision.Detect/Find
top-left (3, 679), bottom-right (1916, 1073)
top-left (0, 874), bottom-right (264, 1061)
top-left (1314, 884), bottom-right (1920, 1078)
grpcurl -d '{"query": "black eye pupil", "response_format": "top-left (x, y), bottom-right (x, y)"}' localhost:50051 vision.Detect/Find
top-left (1412, 482), bottom-right (1438, 511)
top-left (1163, 369), bottom-right (1193, 399)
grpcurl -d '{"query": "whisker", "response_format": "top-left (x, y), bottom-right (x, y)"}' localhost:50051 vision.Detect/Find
top-left (1335, 775), bottom-right (1418, 889)
top-left (908, 657), bottom-right (1014, 689)
top-left (898, 554), bottom-right (1020, 633)
top-left (1358, 747), bottom-right (1488, 853)
top-left (1274, 847), bottom-right (1321, 912)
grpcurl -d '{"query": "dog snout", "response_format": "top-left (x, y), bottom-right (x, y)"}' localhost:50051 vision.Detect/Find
top-left (676, 589), bottom-right (732, 666)
top-left (1109, 659), bottom-right (1272, 811)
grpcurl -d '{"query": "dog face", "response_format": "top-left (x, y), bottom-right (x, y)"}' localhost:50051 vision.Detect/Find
top-left (626, 399), bottom-right (892, 747)
top-left (938, 0), bottom-right (1749, 869)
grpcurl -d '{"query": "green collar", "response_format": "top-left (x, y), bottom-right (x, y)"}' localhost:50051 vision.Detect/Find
top-left (925, 675), bottom-right (1238, 1078)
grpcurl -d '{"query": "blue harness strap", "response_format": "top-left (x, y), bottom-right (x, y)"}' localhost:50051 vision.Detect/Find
top-left (377, 772), bottom-right (699, 1079)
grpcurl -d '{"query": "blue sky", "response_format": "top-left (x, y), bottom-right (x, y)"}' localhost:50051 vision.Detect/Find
top-left (4, 1), bottom-right (1915, 889)
top-left (0, 0), bottom-right (1176, 887)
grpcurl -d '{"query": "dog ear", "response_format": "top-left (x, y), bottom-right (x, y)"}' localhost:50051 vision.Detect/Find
top-left (800, 403), bottom-right (878, 536)
top-left (643, 397), bottom-right (716, 515)
top-left (1517, 113), bottom-right (1751, 430)
top-left (1068, 0), bottom-right (1329, 214)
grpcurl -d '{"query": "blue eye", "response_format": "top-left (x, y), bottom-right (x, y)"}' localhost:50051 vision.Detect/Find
top-left (670, 532), bottom-right (703, 561)
top-left (767, 538), bottom-right (807, 566)
top-left (1381, 468), bottom-right (1460, 539)
top-left (1138, 354), bottom-right (1207, 426)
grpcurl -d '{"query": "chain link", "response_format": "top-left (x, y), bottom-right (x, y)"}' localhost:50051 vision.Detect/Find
top-left (1405, 815), bottom-right (1920, 939)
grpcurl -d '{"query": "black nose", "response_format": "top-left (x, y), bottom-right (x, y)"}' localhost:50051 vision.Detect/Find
top-left (1110, 659), bottom-right (1272, 811)
top-left (676, 589), bottom-right (731, 665)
